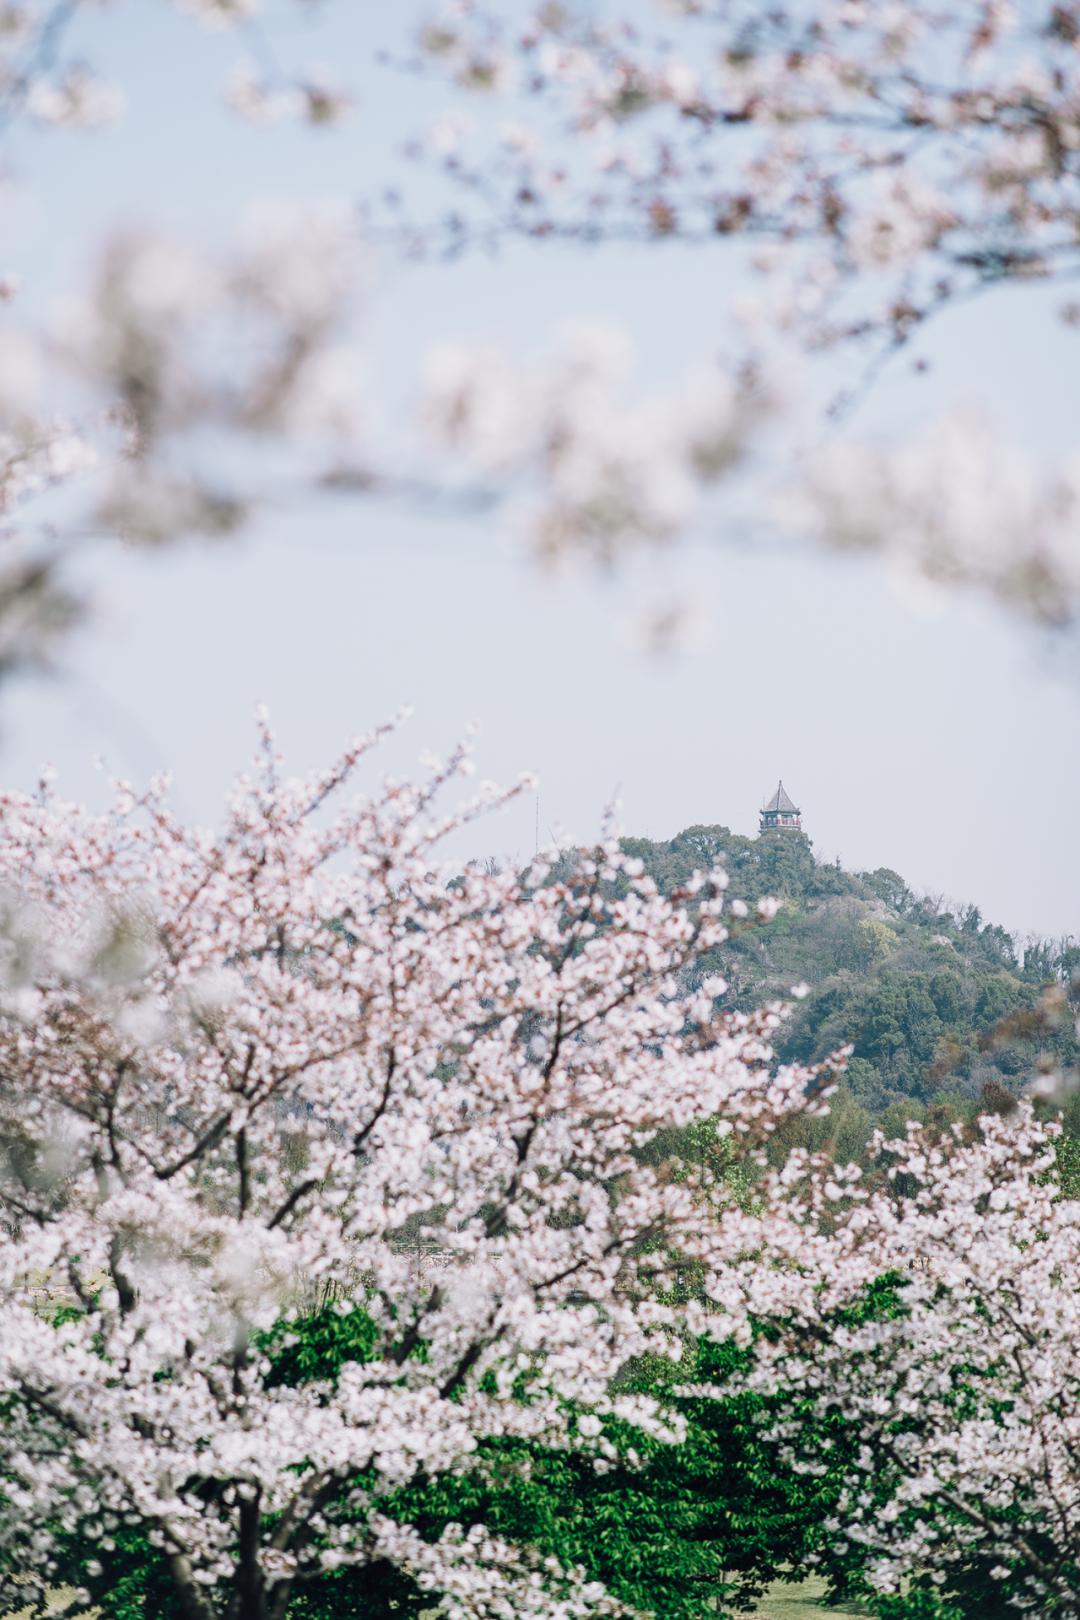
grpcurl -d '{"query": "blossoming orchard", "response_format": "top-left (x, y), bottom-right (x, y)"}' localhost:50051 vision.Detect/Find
top-left (0, 5), bottom-right (1078, 1620)
top-left (0, 722), bottom-right (832, 1618)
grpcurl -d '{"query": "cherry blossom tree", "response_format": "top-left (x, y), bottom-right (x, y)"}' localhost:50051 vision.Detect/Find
top-left (705, 1103), bottom-right (1080, 1616)
top-left (0, 718), bottom-right (830, 1620)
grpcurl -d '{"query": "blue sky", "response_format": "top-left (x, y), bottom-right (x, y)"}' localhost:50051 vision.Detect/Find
top-left (4, 0), bottom-right (1080, 941)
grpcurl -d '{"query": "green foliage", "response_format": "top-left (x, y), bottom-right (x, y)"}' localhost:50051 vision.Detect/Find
top-left (57, 1524), bottom-right (178, 1620)
top-left (869, 1587), bottom-right (968, 1620)
top-left (31, 1261), bottom-right (1078, 1620)
top-left (32, 1305), bottom-right (869, 1620)
top-left (281, 1332), bottom-right (865, 1620)
top-left (1053, 1124), bottom-right (1080, 1198)
top-left (623, 824), bottom-right (1078, 1120)
top-left (258, 1296), bottom-right (382, 1387)
top-left (764, 1082), bottom-right (874, 1167)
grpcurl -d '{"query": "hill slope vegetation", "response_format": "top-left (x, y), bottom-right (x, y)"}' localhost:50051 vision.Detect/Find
top-left (620, 825), bottom-right (1078, 1134)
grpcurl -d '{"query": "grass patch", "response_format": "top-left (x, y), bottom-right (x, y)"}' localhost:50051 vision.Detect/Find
top-left (742, 1576), bottom-right (866, 1617)
top-left (1, 1575), bottom-right (864, 1620)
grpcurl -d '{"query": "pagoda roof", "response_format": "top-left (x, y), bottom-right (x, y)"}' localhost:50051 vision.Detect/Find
top-left (761, 780), bottom-right (799, 814)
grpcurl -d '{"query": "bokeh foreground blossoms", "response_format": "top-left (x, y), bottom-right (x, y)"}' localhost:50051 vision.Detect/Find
top-left (6, 0), bottom-right (1080, 662)
top-left (405, 0), bottom-right (1080, 624)
top-left (0, 720), bottom-right (827, 1620)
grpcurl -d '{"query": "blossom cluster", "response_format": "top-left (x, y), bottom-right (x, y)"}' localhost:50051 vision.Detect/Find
top-left (2, 1), bottom-right (1077, 657)
top-left (0, 720), bottom-right (825, 1618)
top-left (0, 205), bottom-right (363, 673)
top-left (423, 323), bottom-right (773, 564)
top-left (790, 416), bottom-right (1080, 625)
top-left (707, 1104), bottom-right (1080, 1615)
top-left (390, 0), bottom-right (1080, 621)
top-left (408, 1), bottom-right (1080, 351)
top-left (0, 1), bottom-right (348, 132)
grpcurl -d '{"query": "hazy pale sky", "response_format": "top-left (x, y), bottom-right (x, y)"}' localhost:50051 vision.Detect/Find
top-left (4, 1), bottom-right (1080, 941)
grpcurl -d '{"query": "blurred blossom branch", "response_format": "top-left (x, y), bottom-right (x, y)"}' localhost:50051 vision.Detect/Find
top-left (0, 0), bottom-right (1077, 690)
top-left (786, 415), bottom-right (1080, 626)
top-left (421, 325), bottom-right (775, 565)
top-left (0, 1), bottom-right (349, 133)
top-left (0, 203), bottom-right (366, 677)
top-left (399, 1), bottom-right (1080, 352)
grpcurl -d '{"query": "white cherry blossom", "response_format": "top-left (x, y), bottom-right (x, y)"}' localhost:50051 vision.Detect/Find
top-left (0, 720), bottom-right (826, 1620)
top-left (708, 1104), bottom-right (1080, 1615)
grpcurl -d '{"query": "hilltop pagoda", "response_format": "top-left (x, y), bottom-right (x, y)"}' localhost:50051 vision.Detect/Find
top-left (760, 780), bottom-right (801, 833)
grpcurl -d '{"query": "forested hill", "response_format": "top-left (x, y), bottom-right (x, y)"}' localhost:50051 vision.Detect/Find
top-left (620, 825), bottom-right (1079, 1122)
